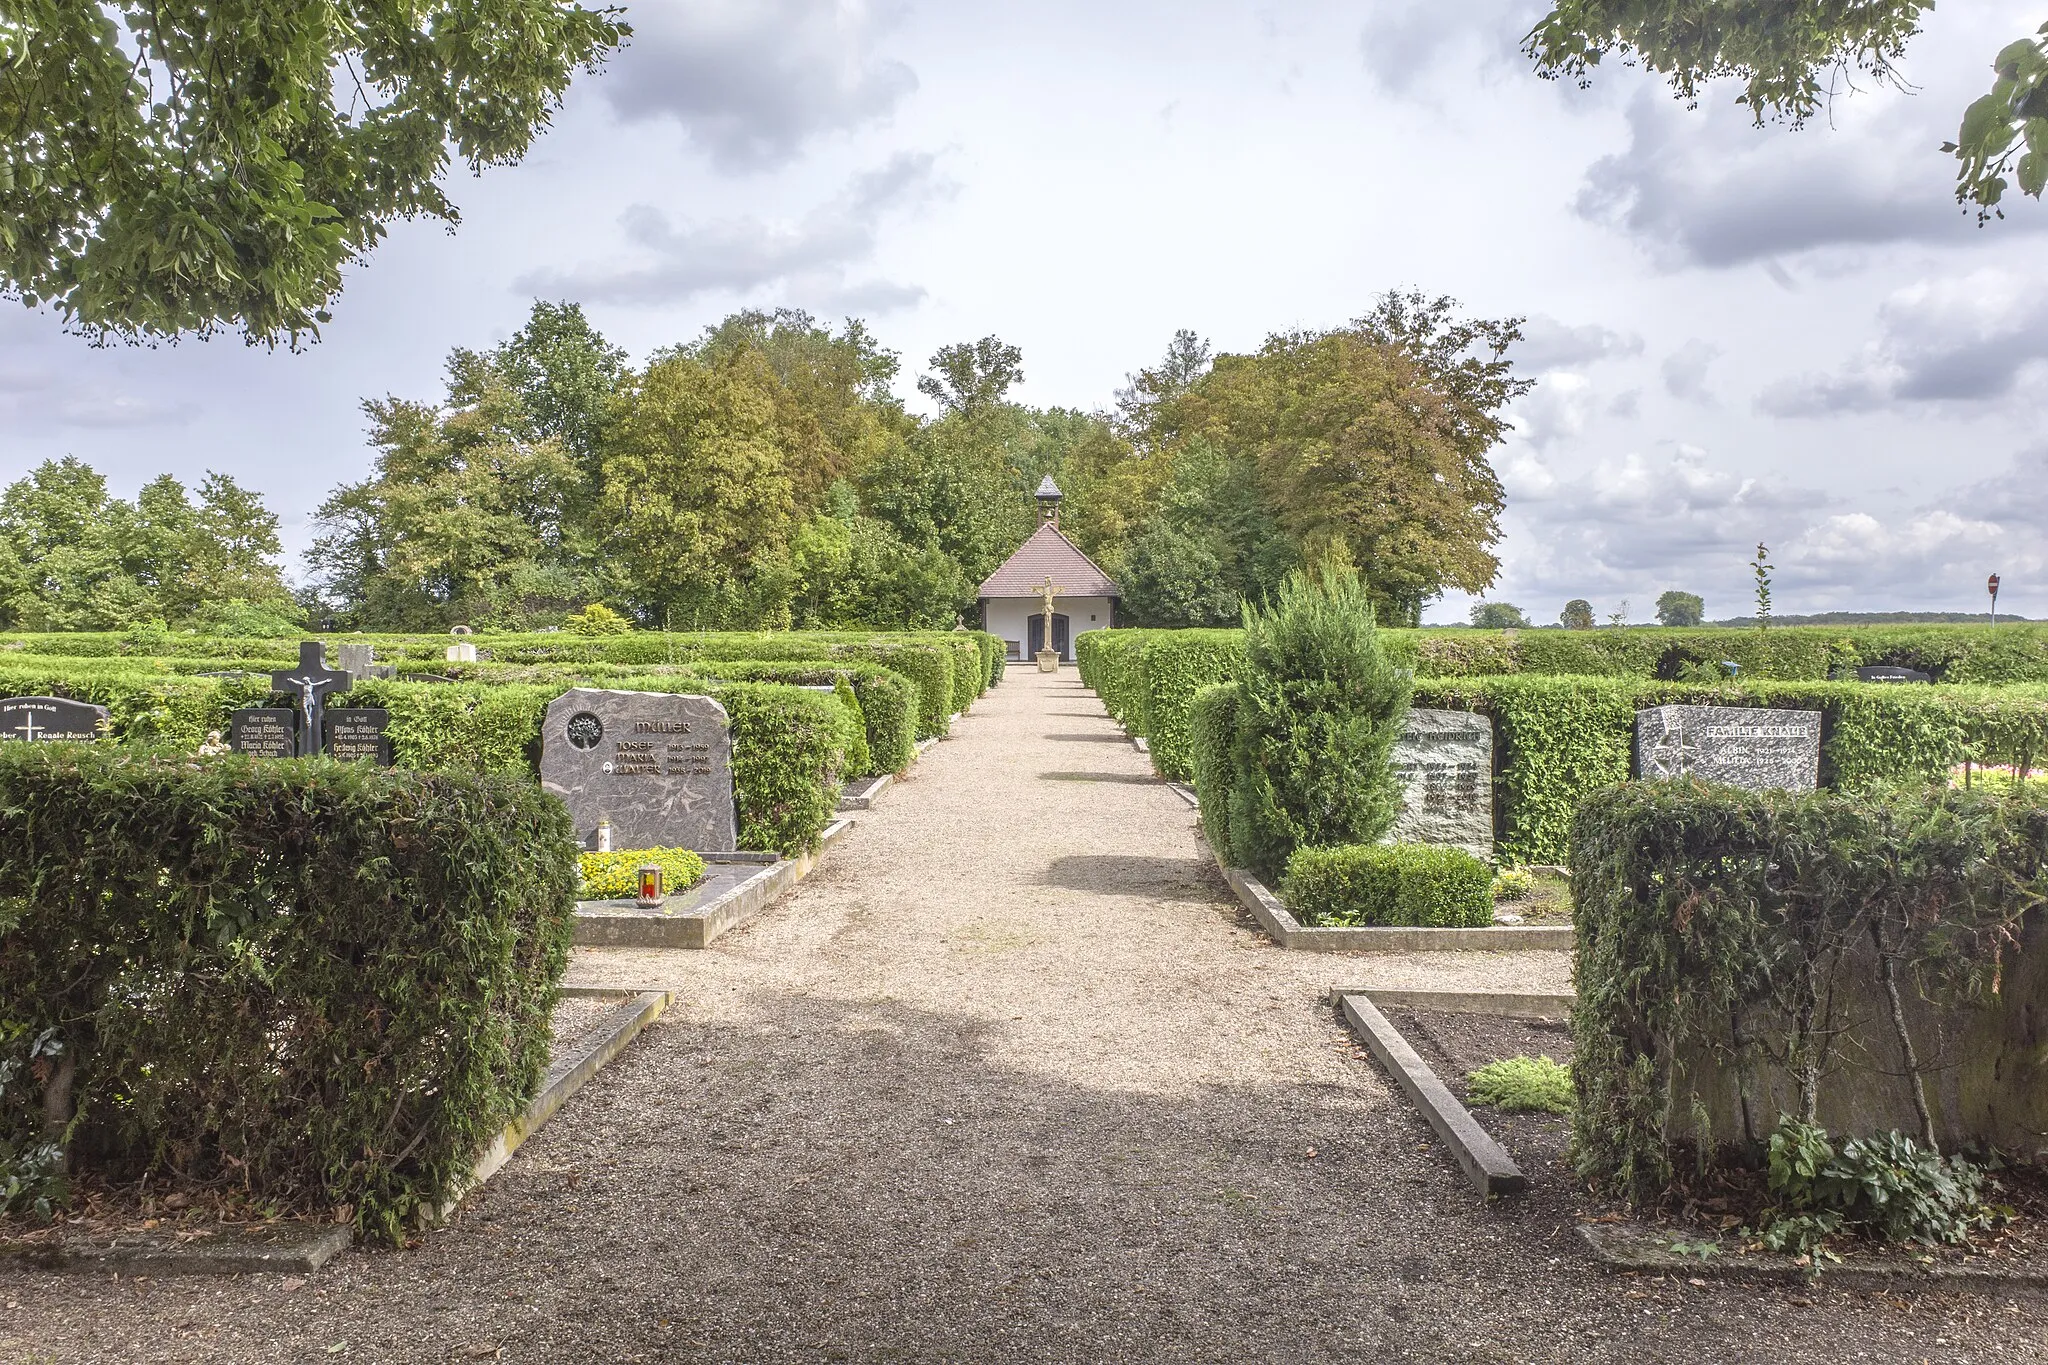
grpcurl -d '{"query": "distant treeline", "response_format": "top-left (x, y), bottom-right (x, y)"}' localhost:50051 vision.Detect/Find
top-left (1706, 612), bottom-right (2030, 627)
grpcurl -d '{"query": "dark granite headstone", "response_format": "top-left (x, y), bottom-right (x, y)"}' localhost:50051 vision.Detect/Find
top-left (1636, 705), bottom-right (1820, 790)
top-left (1856, 665), bottom-right (1934, 684)
top-left (229, 707), bottom-right (299, 758)
top-left (1385, 709), bottom-right (1493, 859)
top-left (270, 641), bottom-right (352, 758)
top-left (539, 688), bottom-right (737, 852)
top-left (0, 696), bottom-right (108, 742)
top-left (323, 708), bottom-right (392, 765)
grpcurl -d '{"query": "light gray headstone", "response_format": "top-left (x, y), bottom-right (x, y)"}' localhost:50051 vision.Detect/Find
top-left (1384, 708), bottom-right (1493, 860)
top-left (540, 689), bottom-right (737, 852)
top-left (1636, 705), bottom-right (1819, 791)
top-left (337, 642), bottom-right (375, 684)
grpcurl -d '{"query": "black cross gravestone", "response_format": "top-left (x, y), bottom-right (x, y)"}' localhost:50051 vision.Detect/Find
top-left (0, 695), bottom-right (109, 742)
top-left (228, 707), bottom-right (298, 758)
top-left (323, 708), bottom-right (392, 766)
top-left (270, 641), bottom-right (352, 758)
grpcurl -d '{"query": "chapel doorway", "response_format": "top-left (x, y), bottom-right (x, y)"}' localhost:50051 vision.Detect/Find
top-left (1027, 613), bottom-right (1070, 661)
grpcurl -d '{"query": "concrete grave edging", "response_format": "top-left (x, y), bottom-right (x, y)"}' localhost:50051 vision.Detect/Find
top-left (1334, 991), bottom-right (1527, 1200)
top-left (837, 772), bottom-right (894, 811)
top-left (571, 818), bottom-right (854, 950)
top-left (1221, 865), bottom-right (1575, 954)
top-left (1578, 1222), bottom-right (2048, 1290)
top-left (1325, 987), bottom-right (1576, 1020)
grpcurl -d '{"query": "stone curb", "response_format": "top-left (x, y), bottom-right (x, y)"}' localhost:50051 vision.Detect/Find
top-left (1131, 735), bottom-right (1150, 754)
top-left (6, 1222), bottom-right (356, 1278)
top-left (1578, 1223), bottom-right (2048, 1290)
top-left (1221, 865), bottom-right (1575, 954)
top-left (837, 772), bottom-right (894, 811)
top-left (14, 990), bottom-right (672, 1276)
top-left (1334, 992), bottom-right (1526, 1199)
top-left (1166, 781), bottom-right (1198, 809)
top-left (1325, 987), bottom-right (1575, 1020)
top-left (440, 989), bottom-right (672, 1221)
top-left (572, 819), bottom-right (854, 949)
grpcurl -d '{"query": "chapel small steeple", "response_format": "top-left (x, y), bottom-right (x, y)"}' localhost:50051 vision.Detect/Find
top-left (1035, 475), bottom-right (1062, 527)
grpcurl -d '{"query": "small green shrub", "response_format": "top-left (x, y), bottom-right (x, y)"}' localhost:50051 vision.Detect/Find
top-left (1281, 843), bottom-right (1494, 928)
top-left (1756, 1117), bottom-right (2001, 1259)
top-left (1490, 867), bottom-right (1535, 901)
top-left (578, 847), bottom-right (708, 899)
top-left (562, 603), bottom-right (634, 635)
top-left (1467, 1056), bottom-right (1573, 1115)
top-left (1229, 570), bottom-right (1413, 882)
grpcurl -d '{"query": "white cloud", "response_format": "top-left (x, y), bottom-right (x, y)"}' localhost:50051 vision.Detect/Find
top-left (1514, 315), bottom-right (1644, 371)
top-left (1758, 271), bottom-right (2048, 416)
top-left (517, 153), bottom-right (945, 307)
top-left (1661, 338), bottom-right (1720, 404)
top-left (599, 0), bottom-right (917, 172)
top-left (1575, 87), bottom-right (2044, 270)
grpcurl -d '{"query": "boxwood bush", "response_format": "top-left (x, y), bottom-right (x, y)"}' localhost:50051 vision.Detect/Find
top-left (678, 660), bottom-right (915, 776)
top-left (1281, 843), bottom-right (1494, 928)
top-left (0, 746), bottom-right (577, 1243)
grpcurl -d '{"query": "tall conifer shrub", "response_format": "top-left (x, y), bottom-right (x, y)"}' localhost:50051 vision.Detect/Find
top-left (1227, 566), bottom-right (1413, 881)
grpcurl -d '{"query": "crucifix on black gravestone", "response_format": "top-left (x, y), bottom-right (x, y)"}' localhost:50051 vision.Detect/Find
top-left (270, 641), bottom-right (352, 758)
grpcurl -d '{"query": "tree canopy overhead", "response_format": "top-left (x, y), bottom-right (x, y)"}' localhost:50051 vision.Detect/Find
top-left (1522, 3), bottom-right (2048, 217)
top-left (0, 0), bottom-right (628, 345)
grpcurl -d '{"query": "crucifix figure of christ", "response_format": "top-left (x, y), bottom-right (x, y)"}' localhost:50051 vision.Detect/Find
top-left (271, 641), bottom-right (352, 758)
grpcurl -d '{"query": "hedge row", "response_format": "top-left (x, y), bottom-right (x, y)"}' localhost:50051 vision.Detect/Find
top-left (1570, 781), bottom-right (2048, 1199)
top-left (678, 660), bottom-right (916, 776)
top-left (0, 748), bottom-right (577, 1242)
top-left (345, 676), bottom-right (854, 855)
top-left (1416, 675), bottom-right (2048, 864)
top-left (1168, 654), bottom-right (2048, 867)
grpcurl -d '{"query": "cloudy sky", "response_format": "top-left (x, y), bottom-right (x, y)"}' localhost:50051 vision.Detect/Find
top-left (6, 1), bottom-right (2046, 622)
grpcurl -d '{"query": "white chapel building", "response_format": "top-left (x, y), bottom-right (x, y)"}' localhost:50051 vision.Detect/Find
top-left (977, 477), bottom-right (1121, 664)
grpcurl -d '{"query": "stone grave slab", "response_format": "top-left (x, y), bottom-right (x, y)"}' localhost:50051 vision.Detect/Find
top-left (1636, 705), bottom-right (1820, 790)
top-left (1385, 708), bottom-right (1493, 859)
top-left (1856, 665), bottom-right (1934, 684)
top-left (540, 689), bottom-right (737, 852)
top-left (0, 696), bottom-right (108, 742)
top-left (323, 708), bottom-right (392, 765)
top-left (228, 707), bottom-right (298, 758)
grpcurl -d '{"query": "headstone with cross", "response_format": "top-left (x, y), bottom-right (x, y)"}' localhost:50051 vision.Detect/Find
top-left (270, 642), bottom-right (353, 758)
top-left (0, 695), bottom-right (109, 743)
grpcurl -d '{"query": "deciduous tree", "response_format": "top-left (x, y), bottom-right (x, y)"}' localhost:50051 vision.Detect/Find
top-left (0, 1), bottom-right (627, 344)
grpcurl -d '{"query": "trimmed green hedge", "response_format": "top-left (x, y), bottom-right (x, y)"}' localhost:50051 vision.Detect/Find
top-left (343, 676), bottom-right (852, 855)
top-left (0, 747), bottom-right (576, 1243)
top-left (1139, 631), bottom-right (1247, 782)
top-left (1189, 681), bottom-right (1240, 863)
top-left (679, 660), bottom-right (916, 776)
top-left (1570, 780), bottom-right (2048, 1200)
top-left (1282, 843), bottom-right (1494, 927)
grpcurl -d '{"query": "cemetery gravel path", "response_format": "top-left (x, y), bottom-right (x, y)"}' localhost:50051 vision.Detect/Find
top-left (7, 668), bottom-right (2046, 1364)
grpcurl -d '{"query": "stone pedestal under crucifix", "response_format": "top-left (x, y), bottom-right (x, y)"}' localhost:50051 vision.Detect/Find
top-left (1035, 575), bottom-right (1064, 672)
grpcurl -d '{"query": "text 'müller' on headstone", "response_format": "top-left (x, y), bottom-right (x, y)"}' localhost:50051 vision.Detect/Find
top-left (1635, 704), bottom-right (1820, 791)
top-left (539, 689), bottom-right (738, 853)
top-left (1385, 708), bottom-right (1494, 860)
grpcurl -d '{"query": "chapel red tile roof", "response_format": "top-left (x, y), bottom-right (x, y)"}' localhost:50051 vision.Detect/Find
top-left (978, 522), bottom-right (1121, 599)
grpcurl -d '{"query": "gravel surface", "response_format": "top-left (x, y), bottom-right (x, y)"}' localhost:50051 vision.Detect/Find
top-left (5, 668), bottom-right (2044, 1363)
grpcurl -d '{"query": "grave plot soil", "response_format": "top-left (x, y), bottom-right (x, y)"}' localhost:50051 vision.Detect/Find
top-left (1493, 870), bottom-right (1572, 924)
top-left (5, 669), bottom-right (2046, 1364)
top-left (1380, 1005), bottom-right (2048, 1287)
